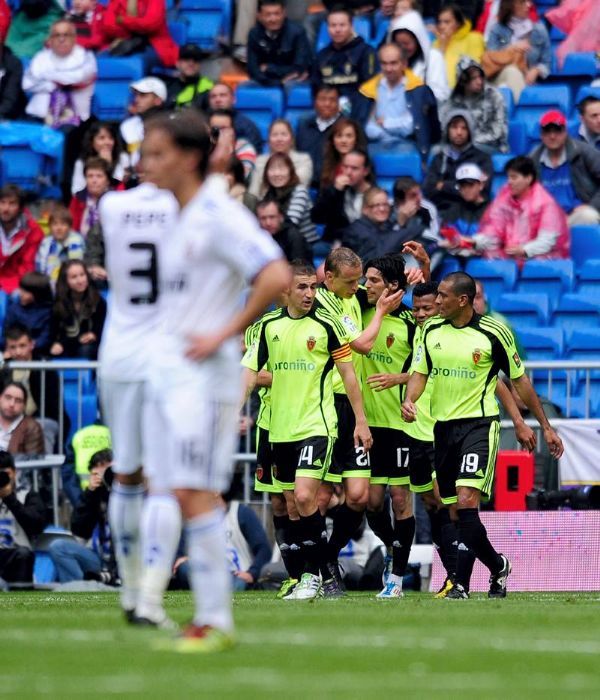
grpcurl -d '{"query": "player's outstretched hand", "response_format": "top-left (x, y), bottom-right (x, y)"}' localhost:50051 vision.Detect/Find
top-left (376, 287), bottom-right (404, 315)
top-left (402, 240), bottom-right (430, 267)
top-left (366, 373), bottom-right (404, 391)
top-left (401, 400), bottom-right (417, 423)
top-left (354, 420), bottom-right (373, 451)
top-left (405, 267), bottom-right (425, 286)
top-left (543, 427), bottom-right (564, 459)
top-left (185, 333), bottom-right (224, 361)
top-left (515, 422), bottom-right (537, 452)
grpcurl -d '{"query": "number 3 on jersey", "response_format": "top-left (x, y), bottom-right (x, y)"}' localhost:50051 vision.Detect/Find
top-left (129, 242), bottom-right (158, 305)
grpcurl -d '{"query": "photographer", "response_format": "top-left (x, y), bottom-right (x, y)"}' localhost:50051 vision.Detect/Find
top-left (49, 449), bottom-right (116, 583)
top-left (0, 450), bottom-right (46, 586)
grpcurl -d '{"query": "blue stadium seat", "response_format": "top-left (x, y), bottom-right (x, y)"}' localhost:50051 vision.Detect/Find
top-left (551, 293), bottom-right (600, 333)
top-left (518, 327), bottom-right (564, 384)
top-left (559, 53), bottom-right (599, 79)
top-left (565, 328), bottom-right (600, 397)
top-left (508, 121), bottom-right (528, 155)
top-left (466, 259), bottom-right (518, 306)
top-left (514, 86), bottom-right (571, 139)
top-left (575, 86), bottom-right (600, 110)
top-left (284, 84), bottom-right (313, 131)
top-left (517, 259), bottom-right (575, 307)
top-left (370, 17), bottom-right (390, 48)
top-left (570, 225), bottom-right (600, 269)
top-left (315, 16), bottom-right (371, 53)
top-left (577, 259), bottom-right (600, 297)
top-left (491, 175), bottom-right (506, 197)
top-left (434, 257), bottom-right (461, 280)
top-left (494, 293), bottom-right (550, 328)
top-left (235, 85), bottom-right (284, 140)
top-left (491, 153), bottom-right (513, 175)
top-left (93, 56), bottom-right (145, 121)
top-left (372, 150), bottom-right (422, 195)
top-left (178, 0), bottom-right (232, 51)
top-left (167, 21), bottom-right (188, 46)
top-left (498, 86), bottom-right (514, 117)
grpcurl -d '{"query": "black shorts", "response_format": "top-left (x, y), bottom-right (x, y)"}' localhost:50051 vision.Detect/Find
top-left (272, 436), bottom-right (334, 490)
top-left (434, 417), bottom-right (500, 505)
top-left (254, 427), bottom-right (282, 494)
top-left (369, 428), bottom-right (434, 491)
top-left (324, 394), bottom-right (371, 483)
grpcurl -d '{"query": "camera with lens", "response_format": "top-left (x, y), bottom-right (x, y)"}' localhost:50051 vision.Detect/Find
top-left (526, 486), bottom-right (600, 511)
top-left (101, 466), bottom-right (114, 489)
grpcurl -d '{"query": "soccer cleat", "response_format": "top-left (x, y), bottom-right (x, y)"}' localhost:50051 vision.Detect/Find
top-left (276, 577), bottom-right (298, 599)
top-left (381, 552), bottom-right (393, 586)
top-left (488, 554), bottom-right (512, 599)
top-left (284, 572), bottom-right (321, 600)
top-left (326, 561), bottom-right (345, 588)
top-left (159, 624), bottom-right (235, 654)
top-left (123, 608), bottom-right (136, 624)
top-left (434, 577), bottom-right (454, 599)
top-left (322, 577), bottom-right (345, 598)
top-left (376, 581), bottom-right (404, 599)
top-left (130, 613), bottom-right (179, 632)
top-left (445, 583), bottom-right (469, 599)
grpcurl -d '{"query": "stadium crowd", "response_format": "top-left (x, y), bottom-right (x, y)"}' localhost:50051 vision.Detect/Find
top-left (0, 0), bottom-right (592, 592)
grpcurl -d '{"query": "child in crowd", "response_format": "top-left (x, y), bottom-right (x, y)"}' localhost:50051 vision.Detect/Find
top-left (36, 206), bottom-right (85, 284)
top-left (3, 272), bottom-right (54, 356)
top-left (69, 157), bottom-right (113, 237)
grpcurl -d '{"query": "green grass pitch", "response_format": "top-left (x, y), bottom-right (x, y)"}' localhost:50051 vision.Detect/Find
top-left (2, 591), bottom-right (599, 698)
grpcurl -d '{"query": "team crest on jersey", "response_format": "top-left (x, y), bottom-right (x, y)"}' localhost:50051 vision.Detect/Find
top-left (386, 333), bottom-right (395, 348)
top-left (513, 352), bottom-right (522, 368)
top-left (307, 336), bottom-right (316, 351)
top-left (256, 466), bottom-right (264, 481)
top-left (472, 348), bottom-right (482, 365)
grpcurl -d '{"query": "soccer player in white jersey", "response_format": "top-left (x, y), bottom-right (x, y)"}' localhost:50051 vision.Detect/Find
top-left (141, 110), bottom-right (289, 653)
top-left (99, 180), bottom-right (180, 626)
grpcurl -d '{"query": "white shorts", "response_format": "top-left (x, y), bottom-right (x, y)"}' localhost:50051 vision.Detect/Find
top-left (100, 378), bottom-right (147, 477)
top-left (145, 375), bottom-right (239, 492)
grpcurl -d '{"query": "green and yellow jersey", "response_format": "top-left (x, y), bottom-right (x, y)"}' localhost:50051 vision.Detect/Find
top-left (242, 317), bottom-right (271, 431)
top-left (250, 305), bottom-right (352, 442)
top-left (360, 303), bottom-right (415, 430)
top-left (401, 325), bottom-right (435, 442)
top-left (315, 284), bottom-right (362, 395)
top-left (412, 313), bottom-right (525, 422)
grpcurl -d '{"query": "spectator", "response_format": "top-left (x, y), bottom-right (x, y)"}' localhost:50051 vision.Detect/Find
top-left (577, 96), bottom-right (600, 151)
top-left (312, 148), bottom-right (374, 242)
top-left (423, 109), bottom-right (492, 212)
top-left (49, 449), bottom-right (116, 583)
top-left (71, 121), bottom-right (129, 194)
top-left (0, 21), bottom-right (25, 120)
top-left (35, 207), bottom-right (85, 284)
top-left (50, 260), bottom-right (106, 360)
top-left (1, 324), bottom-right (70, 453)
top-left (166, 43), bottom-right (213, 111)
top-left (312, 6), bottom-right (378, 121)
top-left (257, 152), bottom-right (318, 246)
top-left (530, 111), bottom-right (600, 227)
top-left (256, 198), bottom-right (312, 262)
top-left (389, 9), bottom-right (450, 102)
top-left (249, 119), bottom-right (313, 197)
top-left (68, 0), bottom-right (109, 51)
top-left (0, 450), bottom-right (46, 585)
top-left (0, 382), bottom-right (45, 455)
top-left (208, 109), bottom-right (257, 180)
top-left (102, 0), bottom-right (178, 67)
top-left (0, 0), bottom-right (9, 42)
top-left (6, 0), bottom-right (63, 60)
top-left (485, 0), bottom-right (551, 101)
top-left (473, 156), bottom-right (570, 262)
top-left (341, 186), bottom-right (397, 260)
top-left (296, 85), bottom-right (342, 189)
top-left (23, 19), bottom-right (97, 127)
top-left (69, 157), bottom-right (113, 237)
top-left (432, 4), bottom-right (484, 88)
top-left (119, 77), bottom-right (166, 169)
top-left (208, 82), bottom-right (263, 153)
top-left (3, 275), bottom-right (54, 356)
top-left (224, 157), bottom-right (258, 214)
top-left (361, 43), bottom-right (440, 159)
top-left (439, 162), bottom-right (489, 256)
top-left (320, 116), bottom-right (368, 188)
top-left (476, 0), bottom-right (538, 39)
top-left (441, 56), bottom-right (508, 153)
top-left (247, 0), bottom-right (312, 86)
top-left (66, 422), bottom-right (111, 503)
top-left (0, 185), bottom-right (44, 295)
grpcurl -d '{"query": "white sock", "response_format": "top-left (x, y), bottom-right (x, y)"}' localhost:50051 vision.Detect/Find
top-left (108, 482), bottom-right (145, 611)
top-left (388, 573), bottom-right (403, 587)
top-left (136, 493), bottom-right (182, 622)
top-left (186, 509), bottom-right (233, 633)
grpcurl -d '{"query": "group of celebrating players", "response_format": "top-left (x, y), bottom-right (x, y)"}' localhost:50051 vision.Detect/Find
top-left (96, 107), bottom-right (563, 655)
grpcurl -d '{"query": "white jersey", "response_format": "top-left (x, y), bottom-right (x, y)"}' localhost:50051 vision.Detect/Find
top-left (151, 177), bottom-right (282, 400)
top-left (98, 183), bottom-right (179, 381)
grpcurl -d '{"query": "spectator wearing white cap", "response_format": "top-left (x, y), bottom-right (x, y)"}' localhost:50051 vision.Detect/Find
top-left (119, 76), bottom-right (166, 169)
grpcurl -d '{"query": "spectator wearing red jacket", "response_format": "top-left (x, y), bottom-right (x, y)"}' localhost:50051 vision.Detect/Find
top-left (68, 0), bottom-right (109, 52)
top-left (0, 0), bottom-right (10, 43)
top-left (0, 185), bottom-right (44, 295)
top-left (102, 0), bottom-right (178, 67)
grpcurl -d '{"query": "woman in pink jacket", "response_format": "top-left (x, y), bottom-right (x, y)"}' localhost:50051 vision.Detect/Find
top-left (473, 156), bottom-right (570, 263)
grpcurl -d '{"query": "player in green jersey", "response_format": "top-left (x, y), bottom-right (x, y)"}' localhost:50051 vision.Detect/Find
top-left (402, 272), bottom-right (563, 599)
top-left (244, 261), bottom-right (372, 600)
